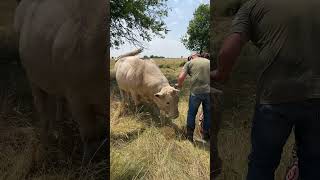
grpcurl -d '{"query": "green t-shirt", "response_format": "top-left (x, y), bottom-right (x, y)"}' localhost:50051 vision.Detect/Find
top-left (183, 57), bottom-right (210, 95)
top-left (232, 0), bottom-right (320, 104)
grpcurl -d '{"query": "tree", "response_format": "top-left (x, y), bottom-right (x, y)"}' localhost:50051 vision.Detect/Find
top-left (111, 0), bottom-right (169, 48)
top-left (181, 4), bottom-right (210, 54)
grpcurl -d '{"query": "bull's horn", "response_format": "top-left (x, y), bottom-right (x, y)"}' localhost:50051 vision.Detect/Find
top-left (173, 88), bottom-right (180, 92)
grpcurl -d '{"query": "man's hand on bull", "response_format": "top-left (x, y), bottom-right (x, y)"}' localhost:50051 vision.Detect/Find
top-left (210, 69), bottom-right (228, 83)
top-left (174, 83), bottom-right (182, 89)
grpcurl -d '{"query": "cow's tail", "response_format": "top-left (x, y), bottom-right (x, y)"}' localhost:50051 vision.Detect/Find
top-left (115, 48), bottom-right (143, 62)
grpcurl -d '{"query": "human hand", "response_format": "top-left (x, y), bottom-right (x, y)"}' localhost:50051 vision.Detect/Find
top-left (211, 69), bottom-right (227, 83)
top-left (174, 83), bottom-right (181, 89)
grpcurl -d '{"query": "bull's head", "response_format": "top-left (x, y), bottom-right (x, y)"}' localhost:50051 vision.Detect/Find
top-left (154, 86), bottom-right (180, 119)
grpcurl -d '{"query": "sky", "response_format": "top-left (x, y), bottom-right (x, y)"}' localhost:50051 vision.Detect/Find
top-left (110, 0), bottom-right (210, 58)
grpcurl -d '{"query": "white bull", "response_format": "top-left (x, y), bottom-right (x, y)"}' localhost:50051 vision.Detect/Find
top-left (114, 49), bottom-right (180, 119)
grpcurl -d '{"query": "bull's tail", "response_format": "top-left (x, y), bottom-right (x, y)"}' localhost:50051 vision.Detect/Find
top-left (115, 48), bottom-right (143, 62)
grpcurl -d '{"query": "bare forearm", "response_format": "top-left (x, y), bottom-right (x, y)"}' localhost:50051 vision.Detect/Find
top-left (213, 33), bottom-right (248, 82)
top-left (177, 72), bottom-right (187, 88)
top-left (217, 47), bottom-right (241, 81)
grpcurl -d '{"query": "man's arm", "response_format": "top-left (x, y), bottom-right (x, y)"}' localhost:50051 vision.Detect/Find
top-left (211, 33), bottom-right (248, 83)
top-left (177, 70), bottom-right (187, 89)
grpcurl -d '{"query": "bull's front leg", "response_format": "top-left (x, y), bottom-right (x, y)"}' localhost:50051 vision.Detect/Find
top-left (159, 110), bottom-right (167, 125)
top-left (130, 92), bottom-right (142, 112)
top-left (68, 97), bottom-right (106, 165)
top-left (30, 84), bottom-right (56, 165)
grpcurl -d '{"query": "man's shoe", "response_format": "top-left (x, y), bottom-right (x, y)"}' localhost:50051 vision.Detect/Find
top-left (186, 127), bottom-right (194, 142)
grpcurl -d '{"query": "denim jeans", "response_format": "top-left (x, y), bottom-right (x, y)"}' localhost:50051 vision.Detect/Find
top-left (187, 93), bottom-right (211, 133)
top-left (247, 99), bottom-right (320, 180)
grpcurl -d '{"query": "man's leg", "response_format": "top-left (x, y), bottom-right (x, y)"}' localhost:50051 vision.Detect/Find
top-left (295, 100), bottom-right (320, 180)
top-left (211, 91), bottom-right (223, 177)
top-left (186, 94), bottom-right (201, 142)
top-left (247, 104), bottom-right (294, 180)
top-left (202, 93), bottom-right (211, 140)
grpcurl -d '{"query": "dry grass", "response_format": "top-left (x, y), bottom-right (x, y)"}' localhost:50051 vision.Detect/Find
top-left (0, 69), bottom-right (108, 180)
top-left (110, 58), bottom-right (210, 180)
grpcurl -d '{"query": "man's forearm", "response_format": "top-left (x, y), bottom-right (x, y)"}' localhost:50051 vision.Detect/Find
top-left (177, 77), bottom-right (185, 88)
top-left (177, 72), bottom-right (187, 88)
top-left (213, 33), bottom-right (248, 82)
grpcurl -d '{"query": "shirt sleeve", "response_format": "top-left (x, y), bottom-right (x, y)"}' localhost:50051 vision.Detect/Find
top-left (182, 61), bottom-right (190, 75)
top-left (229, 1), bottom-right (255, 39)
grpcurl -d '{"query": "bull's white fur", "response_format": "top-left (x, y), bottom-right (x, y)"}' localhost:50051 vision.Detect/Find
top-left (14, 0), bottom-right (108, 163)
top-left (115, 50), bottom-right (179, 118)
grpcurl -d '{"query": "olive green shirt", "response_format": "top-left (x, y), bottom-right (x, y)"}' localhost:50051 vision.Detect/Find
top-left (183, 57), bottom-right (210, 95)
top-left (231, 0), bottom-right (320, 104)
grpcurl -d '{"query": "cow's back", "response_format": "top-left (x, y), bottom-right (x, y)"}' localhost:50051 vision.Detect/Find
top-left (115, 56), bottom-right (145, 91)
top-left (15, 0), bottom-right (107, 104)
top-left (140, 60), bottom-right (169, 95)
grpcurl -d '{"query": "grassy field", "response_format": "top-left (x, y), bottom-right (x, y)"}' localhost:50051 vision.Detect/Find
top-left (0, 70), bottom-right (107, 179)
top-left (110, 58), bottom-right (210, 180)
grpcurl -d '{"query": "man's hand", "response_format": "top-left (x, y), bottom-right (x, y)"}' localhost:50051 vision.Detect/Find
top-left (211, 33), bottom-right (248, 84)
top-left (174, 83), bottom-right (181, 89)
top-left (210, 70), bottom-right (226, 83)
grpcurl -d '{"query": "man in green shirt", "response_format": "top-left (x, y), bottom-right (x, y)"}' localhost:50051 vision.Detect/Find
top-left (212, 0), bottom-right (320, 179)
top-left (177, 53), bottom-right (210, 142)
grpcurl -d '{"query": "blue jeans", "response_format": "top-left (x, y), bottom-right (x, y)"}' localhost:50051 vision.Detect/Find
top-left (187, 93), bottom-right (211, 133)
top-left (247, 99), bottom-right (320, 180)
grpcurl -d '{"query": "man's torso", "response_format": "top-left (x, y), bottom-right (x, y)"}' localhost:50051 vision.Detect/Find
top-left (184, 57), bottom-right (210, 95)
top-left (232, 0), bottom-right (320, 104)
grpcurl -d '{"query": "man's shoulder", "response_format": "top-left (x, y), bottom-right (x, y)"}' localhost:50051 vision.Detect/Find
top-left (191, 57), bottom-right (210, 64)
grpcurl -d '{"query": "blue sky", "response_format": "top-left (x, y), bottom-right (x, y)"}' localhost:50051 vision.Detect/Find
top-left (111, 0), bottom-right (210, 58)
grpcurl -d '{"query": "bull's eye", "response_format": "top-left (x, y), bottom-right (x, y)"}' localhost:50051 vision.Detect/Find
top-left (166, 102), bottom-right (170, 105)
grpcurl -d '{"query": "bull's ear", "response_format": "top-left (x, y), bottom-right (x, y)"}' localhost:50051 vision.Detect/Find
top-left (154, 92), bottom-right (164, 98)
